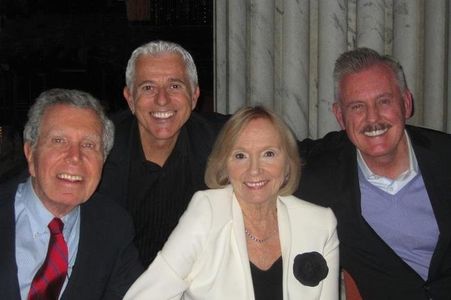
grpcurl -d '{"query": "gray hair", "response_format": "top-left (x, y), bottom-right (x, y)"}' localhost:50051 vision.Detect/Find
top-left (333, 47), bottom-right (408, 102)
top-left (125, 40), bottom-right (198, 92)
top-left (23, 88), bottom-right (115, 158)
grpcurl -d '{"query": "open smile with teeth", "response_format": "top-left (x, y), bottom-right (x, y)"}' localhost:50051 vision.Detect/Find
top-left (57, 173), bottom-right (83, 182)
top-left (363, 128), bottom-right (388, 137)
top-left (245, 180), bottom-right (267, 188)
top-left (151, 111), bottom-right (175, 119)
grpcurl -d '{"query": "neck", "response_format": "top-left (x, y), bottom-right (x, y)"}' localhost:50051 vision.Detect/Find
top-left (240, 199), bottom-right (278, 223)
top-left (139, 129), bottom-right (178, 167)
top-left (362, 136), bottom-right (410, 180)
top-left (240, 198), bottom-right (278, 238)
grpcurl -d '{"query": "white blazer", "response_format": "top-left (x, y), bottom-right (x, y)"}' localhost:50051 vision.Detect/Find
top-left (124, 186), bottom-right (339, 300)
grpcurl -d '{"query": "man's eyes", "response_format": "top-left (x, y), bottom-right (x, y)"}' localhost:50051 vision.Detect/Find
top-left (81, 142), bottom-right (96, 149)
top-left (51, 137), bottom-right (66, 144)
top-left (350, 103), bottom-right (364, 111)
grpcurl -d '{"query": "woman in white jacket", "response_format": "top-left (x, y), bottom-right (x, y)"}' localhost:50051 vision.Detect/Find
top-left (124, 106), bottom-right (339, 300)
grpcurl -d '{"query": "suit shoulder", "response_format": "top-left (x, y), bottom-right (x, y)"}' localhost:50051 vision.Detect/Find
top-left (191, 188), bottom-right (232, 210)
top-left (82, 195), bottom-right (133, 226)
top-left (408, 125), bottom-right (451, 143)
top-left (299, 130), bottom-right (349, 158)
top-left (187, 111), bottom-right (228, 134)
top-left (280, 195), bottom-right (336, 222)
top-left (0, 171), bottom-right (28, 199)
top-left (110, 109), bottom-right (133, 124)
top-left (189, 188), bottom-right (234, 222)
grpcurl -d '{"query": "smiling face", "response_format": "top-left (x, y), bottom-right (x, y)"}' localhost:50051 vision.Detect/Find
top-left (333, 63), bottom-right (412, 165)
top-left (123, 53), bottom-right (199, 149)
top-left (226, 118), bottom-right (288, 207)
top-left (24, 104), bottom-right (104, 217)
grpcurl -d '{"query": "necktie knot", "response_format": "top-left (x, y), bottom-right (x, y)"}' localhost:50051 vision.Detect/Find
top-left (48, 218), bottom-right (64, 235)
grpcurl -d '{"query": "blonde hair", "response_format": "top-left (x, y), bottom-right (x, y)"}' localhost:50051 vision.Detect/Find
top-left (205, 106), bottom-right (301, 196)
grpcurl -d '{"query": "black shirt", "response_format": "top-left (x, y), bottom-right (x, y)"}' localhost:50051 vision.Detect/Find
top-left (250, 256), bottom-right (283, 300)
top-left (97, 111), bottom-right (227, 267)
top-left (127, 122), bottom-right (201, 266)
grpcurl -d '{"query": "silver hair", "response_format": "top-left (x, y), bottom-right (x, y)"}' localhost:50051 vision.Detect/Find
top-left (125, 40), bottom-right (198, 92)
top-left (23, 88), bottom-right (115, 159)
top-left (333, 47), bottom-right (408, 102)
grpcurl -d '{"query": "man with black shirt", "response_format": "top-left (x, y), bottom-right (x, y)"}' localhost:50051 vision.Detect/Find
top-left (97, 40), bottom-right (226, 266)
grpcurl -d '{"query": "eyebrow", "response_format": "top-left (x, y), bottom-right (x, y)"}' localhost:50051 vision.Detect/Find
top-left (45, 130), bottom-right (101, 141)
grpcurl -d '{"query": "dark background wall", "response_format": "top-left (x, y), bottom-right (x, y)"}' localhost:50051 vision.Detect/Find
top-left (0, 0), bottom-right (213, 130)
top-left (0, 0), bottom-right (213, 180)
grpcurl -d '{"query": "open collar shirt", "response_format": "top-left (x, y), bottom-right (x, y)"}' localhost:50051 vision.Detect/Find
top-left (357, 130), bottom-right (419, 195)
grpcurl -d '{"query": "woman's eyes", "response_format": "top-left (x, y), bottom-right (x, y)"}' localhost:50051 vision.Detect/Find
top-left (234, 152), bottom-right (246, 159)
top-left (263, 150), bottom-right (275, 157)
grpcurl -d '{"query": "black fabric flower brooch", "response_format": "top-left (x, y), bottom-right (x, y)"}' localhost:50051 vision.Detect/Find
top-left (293, 252), bottom-right (328, 287)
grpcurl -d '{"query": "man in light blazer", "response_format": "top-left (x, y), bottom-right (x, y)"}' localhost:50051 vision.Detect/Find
top-left (297, 48), bottom-right (451, 299)
top-left (0, 89), bottom-right (143, 300)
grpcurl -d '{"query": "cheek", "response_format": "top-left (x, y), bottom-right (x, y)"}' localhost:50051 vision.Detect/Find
top-left (345, 115), bottom-right (364, 130)
top-left (32, 153), bottom-right (53, 177)
top-left (226, 163), bottom-right (244, 182)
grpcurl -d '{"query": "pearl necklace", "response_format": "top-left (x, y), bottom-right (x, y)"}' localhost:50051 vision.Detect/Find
top-left (245, 227), bottom-right (276, 243)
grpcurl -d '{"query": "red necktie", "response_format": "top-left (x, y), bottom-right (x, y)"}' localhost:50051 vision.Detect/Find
top-left (28, 218), bottom-right (68, 300)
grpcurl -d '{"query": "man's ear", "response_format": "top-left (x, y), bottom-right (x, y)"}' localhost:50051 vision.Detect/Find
top-left (123, 86), bottom-right (135, 114)
top-left (24, 142), bottom-right (36, 177)
top-left (191, 86), bottom-right (200, 110)
top-left (332, 102), bottom-right (346, 129)
top-left (403, 89), bottom-right (414, 119)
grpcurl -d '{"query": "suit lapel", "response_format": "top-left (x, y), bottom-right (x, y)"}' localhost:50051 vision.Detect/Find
top-left (409, 128), bottom-right (451, 280)
top-left (61, 202), bottom-right (101, 299)
top-left (231, 191), bottom-right (256, 300)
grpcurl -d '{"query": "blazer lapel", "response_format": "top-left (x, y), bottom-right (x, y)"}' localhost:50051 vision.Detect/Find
top-left (409, 129), bottom-right (451, 280)
top-left (231, 192), bottom-right (256, 300)
top-left (276, 199), bottom-right (291, 300)
top-left (62, 202), bottom-right (102, 299)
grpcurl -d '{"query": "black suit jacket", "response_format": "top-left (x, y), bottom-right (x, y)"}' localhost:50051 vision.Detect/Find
top-left (96, 110), bottom-right (227, 208)
top-left (0, 174), bottom-right (144, 300)
top-left (297, 125), bottom-right (451, 300)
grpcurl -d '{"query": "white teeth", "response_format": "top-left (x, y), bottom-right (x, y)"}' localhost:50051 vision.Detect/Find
top-left (152, 111), bottom-right (174, 119)
top-left (57, 173), bottom-right (83, 182)
top-left (246, 181), bottom-right (266, 188)
top-left (364, 128), bottom-right (388, 137)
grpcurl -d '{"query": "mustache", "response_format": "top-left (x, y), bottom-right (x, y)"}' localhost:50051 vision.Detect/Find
top-left (360, 123), bottom-right (392, 134)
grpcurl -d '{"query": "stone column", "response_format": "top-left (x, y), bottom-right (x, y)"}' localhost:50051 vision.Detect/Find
top-left (423, 0), bottom-right (447, 130)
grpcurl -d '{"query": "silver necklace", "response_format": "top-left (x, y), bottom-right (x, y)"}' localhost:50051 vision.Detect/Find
top-left (245, 227), bottom-right (275, 243)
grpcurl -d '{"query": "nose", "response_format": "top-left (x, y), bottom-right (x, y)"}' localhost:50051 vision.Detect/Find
top-left (155, 88), bottom-right (169, 106)
top-left (366, 104), bottom-right (380, 122)
top-left (65, 144), bottom-right (81, 164)
top-left (249, 156), bottom-right (261, 175)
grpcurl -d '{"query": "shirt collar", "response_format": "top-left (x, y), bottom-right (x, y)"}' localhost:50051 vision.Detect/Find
top-left (19, 177), bottom-right (80, 237)
top-left (357, 130), bottom-right (419, 192)
top-left (132, 118), bottom-right (190, 166)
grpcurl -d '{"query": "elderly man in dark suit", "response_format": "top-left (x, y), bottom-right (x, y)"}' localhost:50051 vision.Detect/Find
top-left (0, 88), bottom-right (143, 300)
top-left (297, 48), bottom-right (451, 299)
top-left (96, 40), bottom-right (226, 267)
